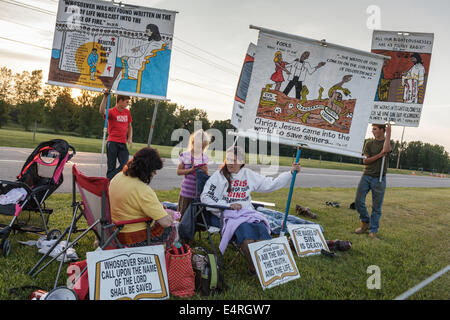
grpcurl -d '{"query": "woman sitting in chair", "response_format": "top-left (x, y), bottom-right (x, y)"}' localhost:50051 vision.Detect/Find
top-left (109, 147), bottom-right (176, 247)
top-left (200, 146), bottom-right (300, 274)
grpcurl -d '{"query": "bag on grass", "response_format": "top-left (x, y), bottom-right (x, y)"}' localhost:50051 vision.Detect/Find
top-left (191, 247), bottom-right (226, 296)
top-left (165, 244), bottom-right (195, 297)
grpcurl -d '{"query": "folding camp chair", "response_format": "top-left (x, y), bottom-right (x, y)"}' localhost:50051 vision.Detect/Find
top-left (180, 168), bottom-right (269, 271)
top-left (28, 165), bottom-right (155, 289)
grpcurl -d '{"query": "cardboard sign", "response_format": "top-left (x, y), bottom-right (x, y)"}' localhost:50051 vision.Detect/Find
top-left (87, 246), bottom-right (169, 300)
top-left (239, 26), bottom-right (386, 158)
top-left (288, 224), bottom-right (328, 257)
top-left (370, 30), bottom-right (434, 127)
top-left (248, 236), bottom-right (300, 290)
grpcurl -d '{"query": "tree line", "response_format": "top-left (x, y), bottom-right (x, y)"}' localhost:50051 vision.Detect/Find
top-left (0, 66), bottom-right (448, 173)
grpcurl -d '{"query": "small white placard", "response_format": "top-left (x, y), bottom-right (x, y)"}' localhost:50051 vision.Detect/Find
top-left (248, 236), bottom-right (300, 290)
top-left (287, 224), bottom-right (329, 257)
top-left (86, 245), bottom-right (169, 300)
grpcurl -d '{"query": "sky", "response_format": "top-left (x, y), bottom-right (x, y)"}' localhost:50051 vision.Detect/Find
top-left (0, 0), bottom-right (449, 152)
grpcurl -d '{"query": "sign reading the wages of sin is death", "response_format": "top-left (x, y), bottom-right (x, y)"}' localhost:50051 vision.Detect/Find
top-left (370, 30), bottom-right (434, 127)
top-left (248, 236), bottom-right (300, 290)
top-left (240, 27), bottom-right (386, 158)
top-left (287, 224), bottom-right (328, 257)
top-left (86, 246), bottom-right (169, 300)
top-left (48, 0), bottom-right (176, 99)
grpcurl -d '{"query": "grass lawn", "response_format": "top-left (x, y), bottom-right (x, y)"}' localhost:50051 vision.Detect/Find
top-left (0, 187), bottom-right (448, 300)
top-left (0, 127), bottom-right (429, 176)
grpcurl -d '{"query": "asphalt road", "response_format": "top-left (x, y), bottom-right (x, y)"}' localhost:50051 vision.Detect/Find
top-left (1, 146), bottom-right (450, 193)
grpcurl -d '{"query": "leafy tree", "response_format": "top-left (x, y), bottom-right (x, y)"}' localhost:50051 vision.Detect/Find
top-left (130, 99), bottom-right (179, 145)
top-left (175, 106), bottom-right (210, 132)
top-left (45, 88), bottom-right (76, 132)
top-left (17, 100), bottom-right (44, 131)
top-left (14, 70), bottom-right (43, 104)
top-left (76, 91), bottom-right (103, 137)
top-left (0, 99), bottom-right (10, 128)
top-left (0, 67), bottom-right (14, 104)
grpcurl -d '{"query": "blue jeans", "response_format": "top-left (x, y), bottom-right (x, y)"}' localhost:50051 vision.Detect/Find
top-left (355, 175), bottom-right (386, 233)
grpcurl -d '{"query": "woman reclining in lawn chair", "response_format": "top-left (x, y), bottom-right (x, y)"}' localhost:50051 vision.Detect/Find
top-left (109, 147), bottom-right (177, 248)
top-left (200, 146), bottom-right (301, 275)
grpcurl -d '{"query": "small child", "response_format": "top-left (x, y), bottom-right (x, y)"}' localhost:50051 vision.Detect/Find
top-left (177, 129), bottom-right (211, 216)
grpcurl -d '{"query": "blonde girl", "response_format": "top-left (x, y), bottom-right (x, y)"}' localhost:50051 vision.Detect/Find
top-left (176, 129), bottom-right (211, 216)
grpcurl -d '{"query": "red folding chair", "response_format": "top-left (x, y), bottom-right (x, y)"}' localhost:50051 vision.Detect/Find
top-left (28, 165), bottom-right (154, 295)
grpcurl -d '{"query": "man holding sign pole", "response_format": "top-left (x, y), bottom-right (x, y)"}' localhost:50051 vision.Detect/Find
top-left (99, 91), bottom-right (133, 180)
top-left (354, 124), bottom-right (391, 239)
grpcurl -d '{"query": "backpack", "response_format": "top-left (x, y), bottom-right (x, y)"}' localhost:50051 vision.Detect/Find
top-left (191, 247), bottom-right (226, 296)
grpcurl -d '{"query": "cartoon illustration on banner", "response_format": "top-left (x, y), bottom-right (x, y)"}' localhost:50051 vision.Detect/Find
top-left (48, 0), bottom-right (176, 99)
top-left (256, 44), bottom-right (365, 134)
top-left (240, 27), bottom-right (385, 158)
top-left (370, 31), bottom-right (433, 127)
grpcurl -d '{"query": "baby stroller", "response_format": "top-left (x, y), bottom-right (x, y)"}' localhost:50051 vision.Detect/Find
top-left (0, 139), bottom-right (76, 257)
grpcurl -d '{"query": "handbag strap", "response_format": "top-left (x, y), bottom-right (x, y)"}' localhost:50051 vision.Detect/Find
top-left (168, 244), bottom-right (189, 255)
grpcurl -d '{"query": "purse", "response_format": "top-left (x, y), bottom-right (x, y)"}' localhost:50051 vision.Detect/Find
top-left (165, 244), bottom-right (195, 297)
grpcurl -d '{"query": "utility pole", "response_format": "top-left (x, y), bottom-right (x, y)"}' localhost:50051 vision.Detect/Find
top-left (396, 126), bottom-right (405, 169)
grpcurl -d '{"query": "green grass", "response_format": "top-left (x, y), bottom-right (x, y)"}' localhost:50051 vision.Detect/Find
top-left (1, 187), bottom-right (448, 300)
top-left (0, 127), bottom-right (429, 176)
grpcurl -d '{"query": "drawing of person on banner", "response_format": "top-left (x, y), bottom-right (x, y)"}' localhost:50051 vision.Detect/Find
top-left (87, 48), bottom-right (99, 81)
top-left (402, 53), bottom-right (425, 103)
top-left (283, 51), bottom-right (326, 99)
top-left (112, 24), bottom-right (170, 95)
top-left (270, 51), bottom-right (291, 91)
top-left (304, 75), bottom-right (353, 130)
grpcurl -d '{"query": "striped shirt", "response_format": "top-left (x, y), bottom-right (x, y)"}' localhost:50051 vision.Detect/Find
top-left (179, 151), bottom-right (209, 198)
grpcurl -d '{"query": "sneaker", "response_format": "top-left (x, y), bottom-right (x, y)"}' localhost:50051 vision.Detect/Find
top-left (326, 201), bottom-right (340, 208)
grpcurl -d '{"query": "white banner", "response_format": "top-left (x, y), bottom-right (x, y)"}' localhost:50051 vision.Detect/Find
top-left (240, 26), bottom-right (386, 158)
top-left (87, 246), bottom-right (169, 300)
top-left (231, 43), bottom-right (257, 129)
top-left (370, 30), bottom-right (434, 127)
top-left (49, 0), bottom-right (176, 99)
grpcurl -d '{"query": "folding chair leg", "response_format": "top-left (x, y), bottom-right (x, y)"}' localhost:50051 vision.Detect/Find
top-left (29, 219), bottom-right (100, 278)
top-left (101, 227), bottom-right (124, 249)
top-left (223, 243), bottom-right (245, 271)
top-left (53, 203), bottom-right (81, 289)
top-left (28, 202), bottom-right (84, 276)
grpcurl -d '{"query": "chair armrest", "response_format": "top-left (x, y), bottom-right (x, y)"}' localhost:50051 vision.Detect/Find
top-left (114, 217), bottom-right (153, 227)
top-left (192, 202), bottom-right (231, 211)
top-left (30, 185), bottom-right (51, 194)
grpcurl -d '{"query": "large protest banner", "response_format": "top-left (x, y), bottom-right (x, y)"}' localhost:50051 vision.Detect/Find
top-left (48, 0), bottom-right (176, 99)
top-left (231, 43), bottom-right (257, 129)
top-left (239, 26), bottom-right (387, 158)
top-left (370, 30), bottom-right (434, 127)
